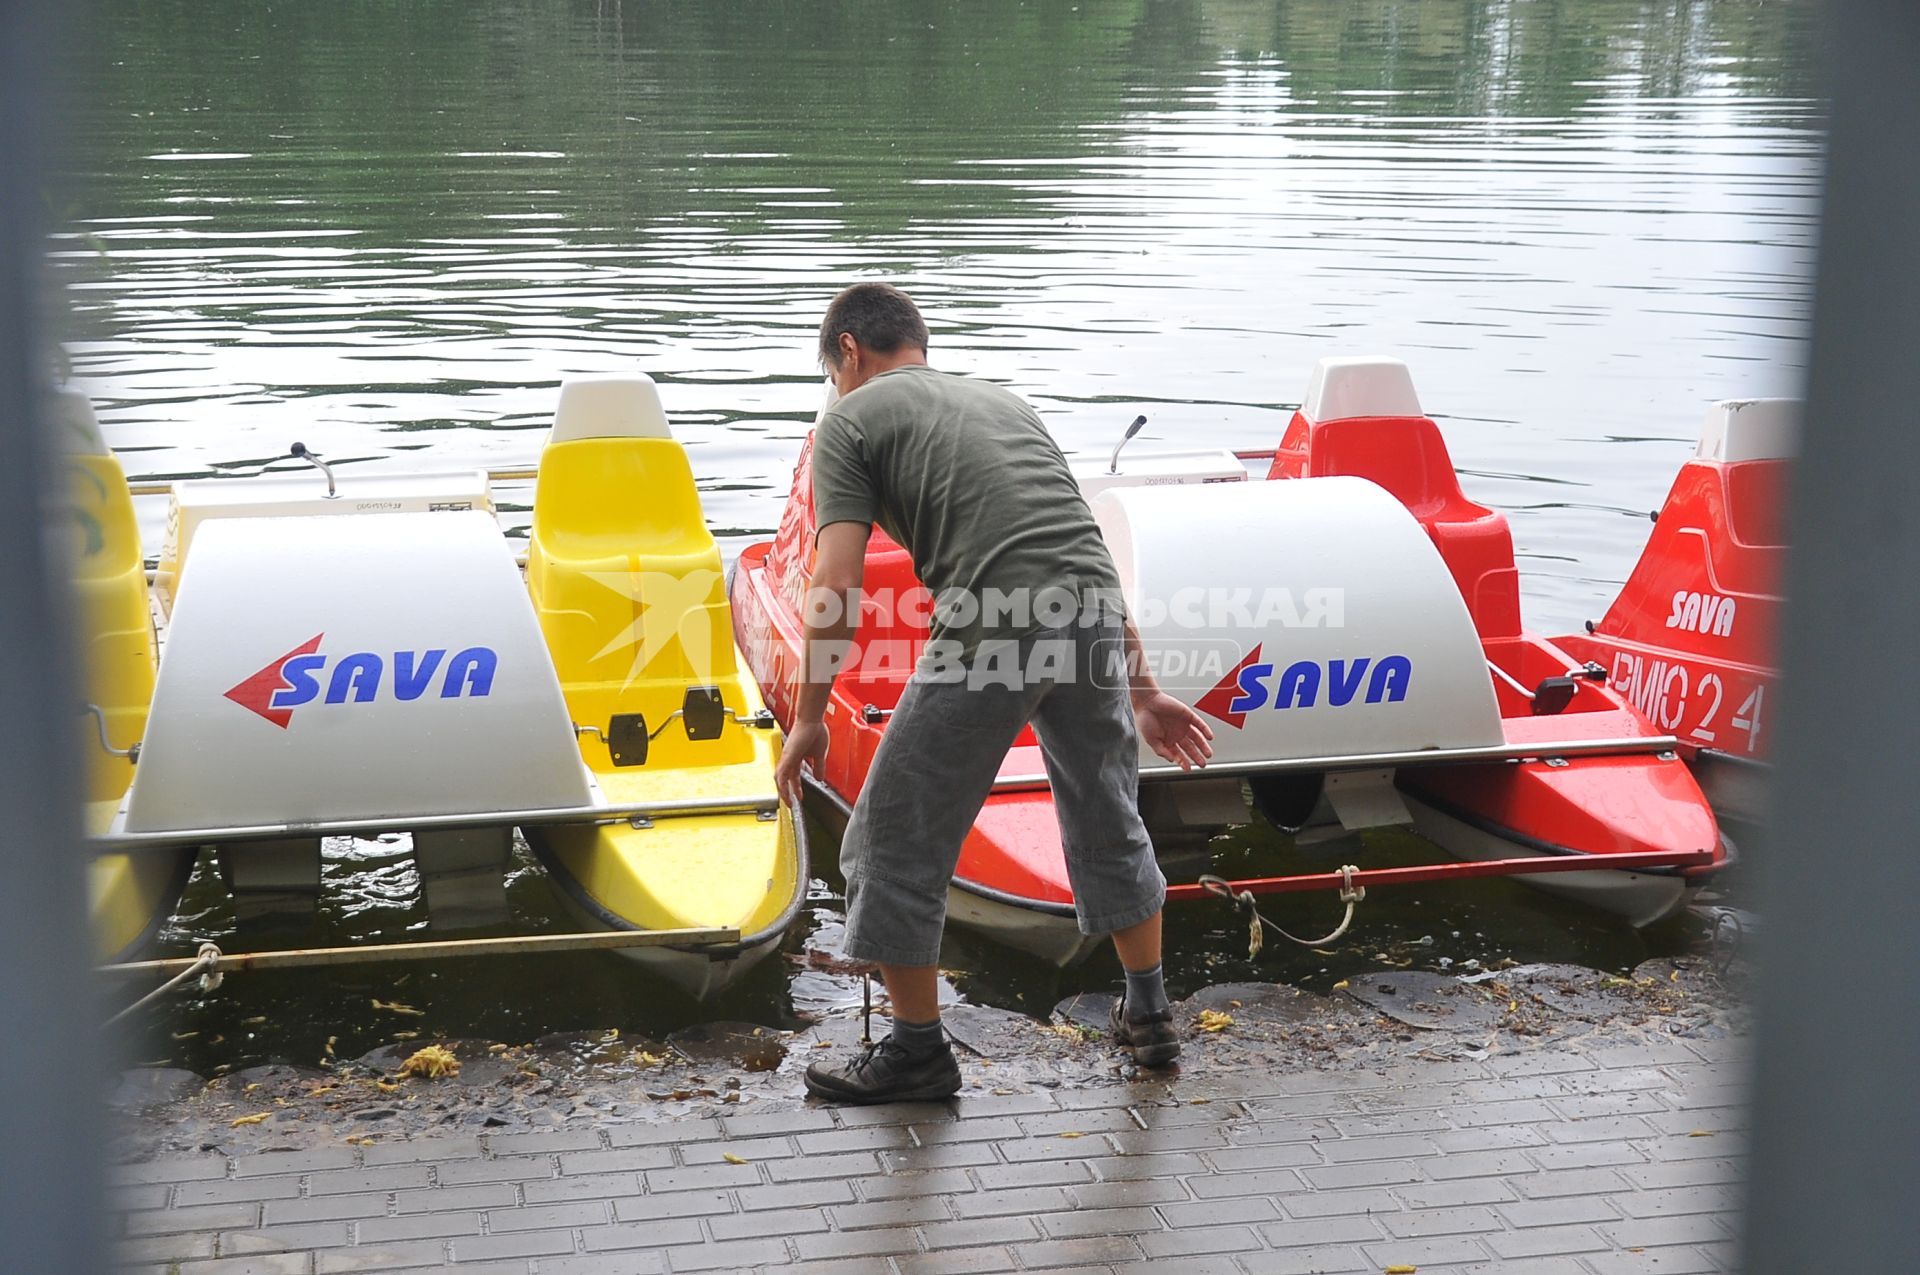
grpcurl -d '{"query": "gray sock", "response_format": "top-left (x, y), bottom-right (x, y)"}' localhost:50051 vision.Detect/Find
top-left (1123, 962), bottom-right (1170, 1019)
top-left (888, 1015), bottom-right (945, 1058)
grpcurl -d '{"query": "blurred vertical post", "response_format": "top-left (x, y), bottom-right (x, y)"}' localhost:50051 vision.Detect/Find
top-left (1742, 0), bottom-right (1920, 1269)
top-left (0, 0), bottom-right (108, 1271)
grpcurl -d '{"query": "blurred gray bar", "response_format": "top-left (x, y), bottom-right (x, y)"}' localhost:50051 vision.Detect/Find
top-left (1741, 0), bottom-right (1920, 1269)
top-left (0, 0), bottom-right (108, 1271)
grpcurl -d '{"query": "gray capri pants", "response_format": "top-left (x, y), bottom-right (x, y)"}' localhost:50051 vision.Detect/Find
top-left (838, 615), bottom-right (1167, 967)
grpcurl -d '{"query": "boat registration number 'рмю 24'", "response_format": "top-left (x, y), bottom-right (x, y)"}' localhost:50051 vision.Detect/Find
top-left (1609, 651), bottom-right (1765, 754)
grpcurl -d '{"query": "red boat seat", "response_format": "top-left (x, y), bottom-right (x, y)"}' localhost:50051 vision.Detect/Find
top-left (1725, 459), bottom-right (1788, 553)
top-left (1692, 396), bottom-right (1793, 572)
top-left (1267, 409), bottom-right (1522, 639)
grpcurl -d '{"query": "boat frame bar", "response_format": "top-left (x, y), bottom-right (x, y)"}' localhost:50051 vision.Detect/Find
top-left (988, 733), bottom-right (1681, 791)
top-left (89, 794), bottom-right (781, 854)
top-left (126, 467), bottom-right (542, 499)
top-left (1163, 847), bottom-right (1718, 901)
top-left (99, 924), bottom-right (744, 978)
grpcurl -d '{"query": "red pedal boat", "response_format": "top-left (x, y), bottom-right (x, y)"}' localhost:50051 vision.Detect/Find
top-left (1551, 400), bottom-right (1792, 825)
top-left (728, 356), bottom-right (1729, 964)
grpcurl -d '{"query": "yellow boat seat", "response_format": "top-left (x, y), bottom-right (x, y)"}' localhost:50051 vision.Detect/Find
top-left (528, 382), bottom-right (750, 772)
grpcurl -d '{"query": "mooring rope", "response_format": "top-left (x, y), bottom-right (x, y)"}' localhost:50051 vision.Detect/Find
top-left (104, 941), bottom-right (224, 1027)
top-left (1198, 870), bottom-right (1366, 957)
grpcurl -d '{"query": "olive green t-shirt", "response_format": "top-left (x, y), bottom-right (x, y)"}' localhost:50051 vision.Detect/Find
top-left (811, 364), bottom-right (1125, 662)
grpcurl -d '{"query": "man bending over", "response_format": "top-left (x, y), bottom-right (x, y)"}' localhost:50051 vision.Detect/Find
top-left (777, 283), bottom-right (1214, 1104)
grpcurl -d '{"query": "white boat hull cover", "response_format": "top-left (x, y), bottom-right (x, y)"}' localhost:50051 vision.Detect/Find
top-left (1092, 476), bottom-right (1506, 769)
top-left (124, 510), bottom-right (591, 834)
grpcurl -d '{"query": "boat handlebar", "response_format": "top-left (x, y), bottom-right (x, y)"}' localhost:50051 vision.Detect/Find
top-left (988, 734), bottom-right (1683, 792)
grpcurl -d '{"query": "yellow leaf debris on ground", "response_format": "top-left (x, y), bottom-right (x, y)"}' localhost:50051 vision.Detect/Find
top-left (1057, 1131), bottom-right (1086, 1139)
top-left (632, 1051), bottom-right (669, 1069)
top-left (1386, 1265), bottom-right (1419, 1273)
top-left (1687, 1129), bottom-right (1714, 1138)
top-left (1332, 980), bottom-right (1351, 991)
top-left (398, 1045), bottom-right (460, 1080)
top-left (1195, 1009), bottom-right (1234, 1033)
top-left (722, 1152), bottom-right (749, 1165)
top-left (372, 998), bottom-right (425, 1016)
top-left (229, 1113), bottom-right (270, 1127)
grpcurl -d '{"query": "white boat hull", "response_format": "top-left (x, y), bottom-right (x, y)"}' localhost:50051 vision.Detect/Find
top-left (1401, 792), bottom-right (1694, 929)
top-left (946, 883), bottom-right (1103, 968)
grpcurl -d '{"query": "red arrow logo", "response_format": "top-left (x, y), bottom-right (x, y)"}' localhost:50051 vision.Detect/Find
top-left (1195, 643), bottom-right (1263, 729)
top-left (224, 634), bottom-right (323, 729)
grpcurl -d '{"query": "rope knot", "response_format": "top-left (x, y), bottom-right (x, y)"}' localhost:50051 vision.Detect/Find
top-left (195, 942), bottom-right (224, 994)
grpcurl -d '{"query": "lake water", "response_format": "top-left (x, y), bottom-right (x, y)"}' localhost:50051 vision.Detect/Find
top-left (51, 0), bottom-right (1820, 1071)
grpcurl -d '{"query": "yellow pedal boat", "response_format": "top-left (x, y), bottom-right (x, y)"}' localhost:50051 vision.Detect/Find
top-left (82, 375), bottom-right (805, 999)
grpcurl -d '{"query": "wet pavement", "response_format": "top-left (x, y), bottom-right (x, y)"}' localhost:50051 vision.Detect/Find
top-left (108, 957), bottom-right (1748, 1273)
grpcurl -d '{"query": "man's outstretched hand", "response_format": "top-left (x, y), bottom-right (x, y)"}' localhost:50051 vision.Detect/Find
top-left (776, 719), bottom-right (829, 808)
top-left (1134, 691), bottom-right (1214, 771)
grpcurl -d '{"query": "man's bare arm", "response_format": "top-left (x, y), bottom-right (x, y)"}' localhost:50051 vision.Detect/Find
top-left (1122, 617), bottom-right (1215, 771)
top-left (776, 521), bottom-right (871, 804)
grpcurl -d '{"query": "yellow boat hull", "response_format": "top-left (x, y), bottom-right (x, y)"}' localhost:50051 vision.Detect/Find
top-left (63, 397), bottom-right (191, 965)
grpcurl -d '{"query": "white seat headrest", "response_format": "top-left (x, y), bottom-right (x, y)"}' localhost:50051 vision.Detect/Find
top-left (815, 376), bottom-right (839, 427)
top-left (1696, 398), bottom-right (1798, 463)
top-left (50, 388), bottom-right (110, 457)
top-left (1302, 356), bottom-right (1424, 423)
top-left (550, 375), bottom-right (672, 443)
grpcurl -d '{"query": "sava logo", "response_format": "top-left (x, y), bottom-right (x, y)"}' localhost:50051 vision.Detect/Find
top-left (224, 633), bottom-right (498, 729)
top-left (1666, 590), bottom-right (1736, 636)
top-left (1195, 643), bottom-right (1412, 729)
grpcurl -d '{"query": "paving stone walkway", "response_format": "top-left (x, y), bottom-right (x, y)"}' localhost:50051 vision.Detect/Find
top-left (110, 1030), bottom-right (1746, 1274)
